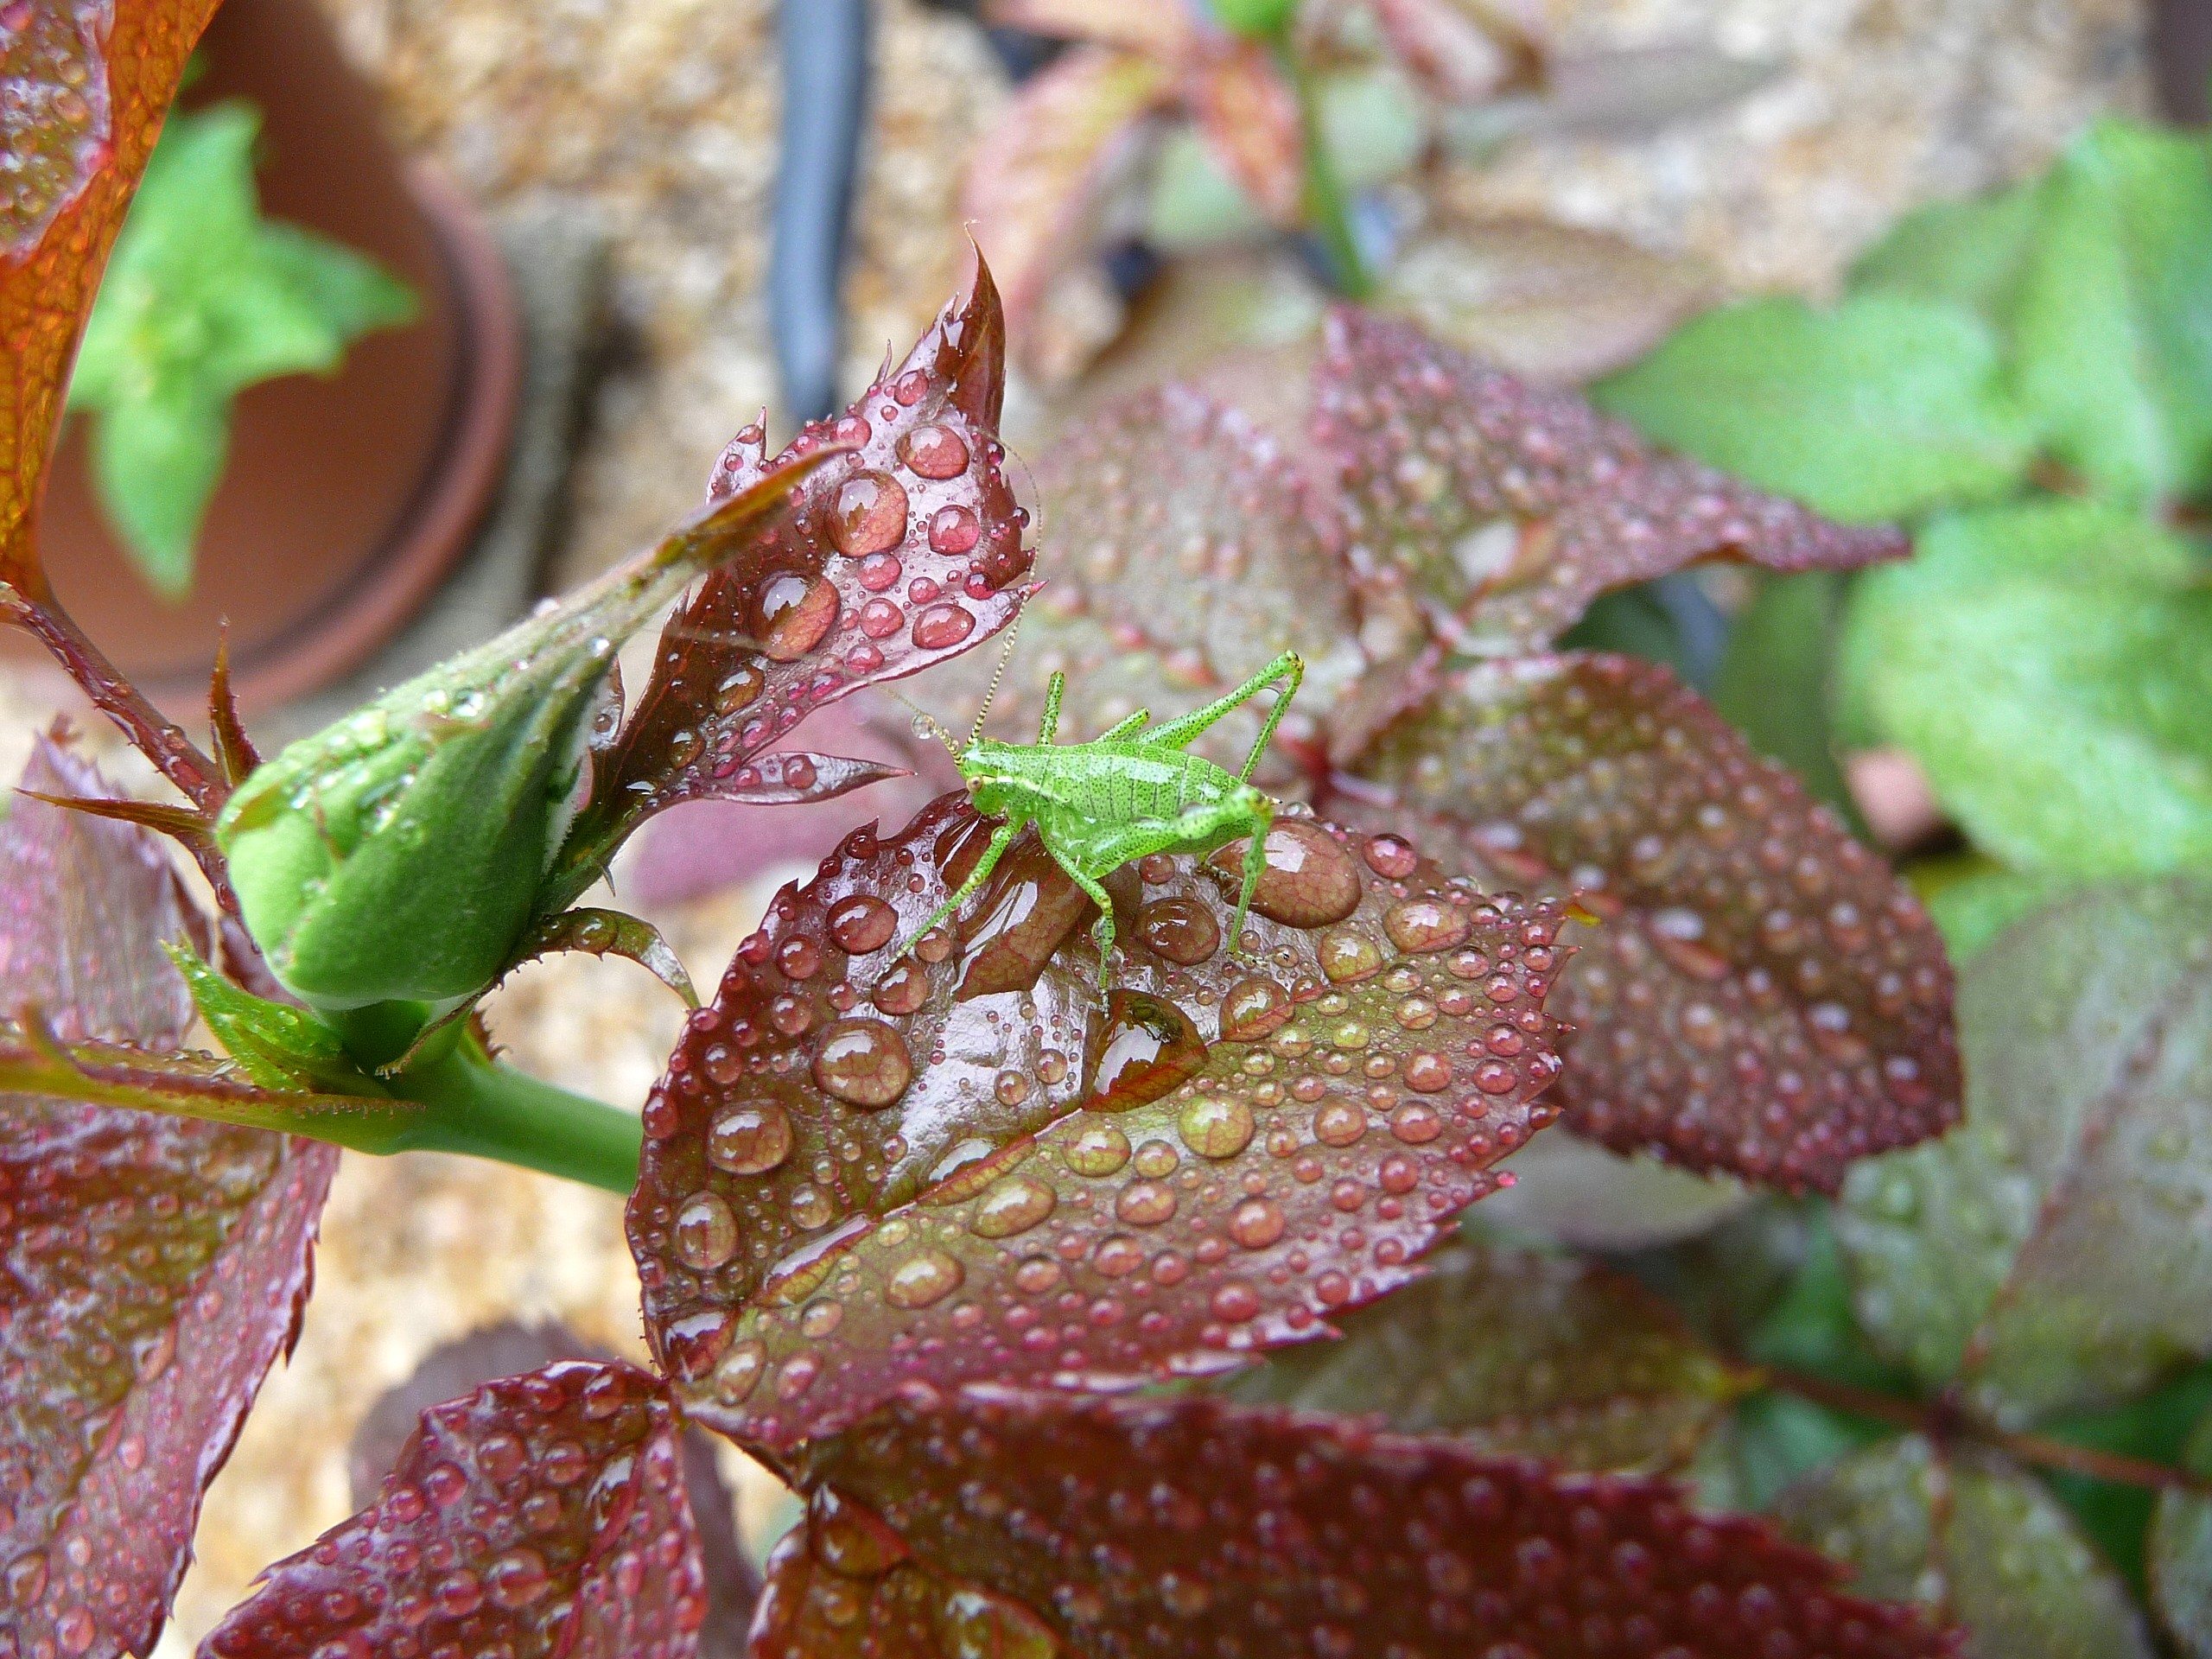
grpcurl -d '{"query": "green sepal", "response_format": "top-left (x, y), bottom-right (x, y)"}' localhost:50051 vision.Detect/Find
top-left (162, 940), bottom-right (384, 1096)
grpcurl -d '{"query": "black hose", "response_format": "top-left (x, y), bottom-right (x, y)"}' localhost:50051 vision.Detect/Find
top-left (771, 0), bottom-right (871, 423)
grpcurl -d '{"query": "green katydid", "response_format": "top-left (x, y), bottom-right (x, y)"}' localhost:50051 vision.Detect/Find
top-left (899, 634), bottom-right (1306, 977)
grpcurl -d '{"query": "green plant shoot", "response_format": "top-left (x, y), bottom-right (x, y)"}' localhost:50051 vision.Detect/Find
top-left (903, 639), bottom-right (1306, 975)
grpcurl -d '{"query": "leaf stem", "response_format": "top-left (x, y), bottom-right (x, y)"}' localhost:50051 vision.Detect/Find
top-left (1764, 1365), bottom-right (2212, 1497)
top-left (1269, 34), bottom-right (1374, 299)
top-left (380, 1040), bottom-right (644, 1195)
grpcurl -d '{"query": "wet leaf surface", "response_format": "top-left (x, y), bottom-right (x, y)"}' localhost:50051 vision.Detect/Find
top-left (517, 908), bottom-right (700, 1008)
top-left (1316, 308), bottom-right (1908, 656)
top-left (630, 791), bottom-right (1568, 1449)
top-left (2, 0), bottom-right (217, 596)
top-left (1229, 1240), bottom-right (1748, 1473)
top-left (2150, 1403), bottom-right (2212, 1656)
top-left (347, 1324), bottom-right (754, 1659)
top-left (913, 378), bottom-right (1363, 782)
top-left (1837, 881), bottom-right (2212, 1427)
top-left (565, 273), bottom-right (1033, 890)
top-left (0, 740), bottom-right (339, 1659)
top-left (1778, 1436), bottom-right (2153, 1658)
top-left (202, 1361), bottom-right (706, 1659)
top-left (788, 1389), bottom-right (1955, 1659)
top-left (1356, 652), bottom-right (1960, 1192)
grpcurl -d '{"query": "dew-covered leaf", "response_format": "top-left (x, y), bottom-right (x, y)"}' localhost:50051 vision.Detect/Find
top-left (347, 1324), bottom-right (757, 1659)
top-left (1318, 308), bottom-right (1906, 657)
top-left (1376, 217), bottom-right (1716, 386)
top-left (630, 792), bottom-right (1568, 1448)
top-left (1, 739), bottom-right (340, 1659)
top-left (562, 274), bottom-right (1033, 897)
top-left (517, 908), bottom-right (700, 1008)
top-left (1838, 500), bottom-right (2212, 878)
top-left (1777, 1436), bottom-right (2154, 1659)
top-left (1, 0), bottom-right (217, 597)
top-left (910, 377), bottom-right (1364, 781)
top-left (1838, 880), bottom-right (2212, 1427)
top-left (201, 1361), bottom-right (707, 1659)
top-left (958, 46), bottom-right (1171, 376)
top-left (1354, 652), bottom-right (1961, 1191)
top-left (1228, 1240), bottom-right (1748, 1472)
top-left (1592, 294), bottom-right (2037, 524)
top-left (749, 1498), bottom-right (1058, 1659)
top-left (789, 1389), bottom-right (1955, 1659)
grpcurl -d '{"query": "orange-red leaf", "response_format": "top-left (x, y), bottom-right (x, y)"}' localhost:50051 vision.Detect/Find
top-left (3, 0), bottom-right (219, 597)
top-left (1186, 39), bottom-right (1303, 225)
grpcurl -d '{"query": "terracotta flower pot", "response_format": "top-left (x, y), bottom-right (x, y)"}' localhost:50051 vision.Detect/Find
top-left (29, 0), bottom-right (521, 715)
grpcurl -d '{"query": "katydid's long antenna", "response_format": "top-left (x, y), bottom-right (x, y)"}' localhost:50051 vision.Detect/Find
top-left (969, 601), bottom-right (1026, 748)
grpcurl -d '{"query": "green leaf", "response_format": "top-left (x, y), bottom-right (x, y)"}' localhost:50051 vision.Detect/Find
top-left (1226, 1241), bottom-right (1748, 1474)
top-left (1745, 1202), bottom-right (1918, 1395)
top-left (1918, 862), bottom-right (2080, 966)
top-left (1778, 1436), bottom-right (2156, 1657)
top-left (1848, 181), bottom-right (2044, 328)
top-left (1593, 293), bottom-right (2037, 523)
top-left (2012, 119), bottom-right (2212, 505)
top-left (1838, 881), bottom-right (2212, 1426)
top-left (2042, 1361), bottom-right (2212, 1599)
top-left (1712, 569), bottom-right (1862, 824)
top-left (67, 99), bottom-right (417, 595)
top-left (162, 940), bottom-right (377, 1095)
top-left (2151, 1395), bottom-right (2212, 1655)
top-left (84, 373), bottom-right (228, 601)
top-left (1694, 1390), bottom-right (1891, 1514)
top-left (1839, 500), bottom-right (2212, 876)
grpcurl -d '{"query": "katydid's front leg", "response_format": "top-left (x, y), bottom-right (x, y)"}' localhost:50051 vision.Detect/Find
top-left (1064, 864), bottom-right (1122, 982)
top-left (1225, 798), bottom-right (1276, 957)
top-left (893, 817), bottom-right (1020, 960)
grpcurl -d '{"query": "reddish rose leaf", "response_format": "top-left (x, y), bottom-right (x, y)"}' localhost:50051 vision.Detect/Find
top-left (910, 378), bottom-right (1363, 783)
top-left (957, 46), bottom-right (1173, 375)
top-left (749, 1494), bottom-right (1058, 1659)
top-left (566, 273), bottom-right (1033, 892)
top-left (201, 1361), bottom-right (706, 1659)
top-left (1351, 652), bottom-right (1960, 1191)
top-left (1186, 39), bottom-right (1303, 225)
top-left (1, 740), bottom-right (339, 1659)
top-left (788, 1390), bottom-right (1958, 1659)
top-left (982, 0), bottom-right (1196, 57)
top-left (1371, 0), bottom-right (1547, 105)
top-left (2, 0), bottom-right (217, 597)
top-left (1313, 307), bottom-right (1907, 656)
top-left (630, 790), bottom-right (1568, 1448)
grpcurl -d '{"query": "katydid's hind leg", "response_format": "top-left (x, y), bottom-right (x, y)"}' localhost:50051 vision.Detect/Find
top-left (1236, 652), bottom-right (1304, 783)
top-left (1038, 672), bottom-right (1065, 743)
top-left (1226, 798), bottom-right (1276, 957)
top-left (1143, 649), bottom-right (1304, 760)
top-left (891, 818), bottom-right (1019, 959)
top-left (1096, 709), bottom-right (1152, 741)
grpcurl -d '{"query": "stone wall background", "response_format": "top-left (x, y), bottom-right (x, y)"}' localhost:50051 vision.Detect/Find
top-left (0, 0), bottom-right (2152, 1649)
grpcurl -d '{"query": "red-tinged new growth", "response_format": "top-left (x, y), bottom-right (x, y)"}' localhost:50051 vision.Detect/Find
top-left (0, 740), bottom-right (339, 1659)
top-left (1360, 653), bottom-right (1961, 1191)
top-left (1313, 307), bottom-right (1909, 656)
top-left (201, 1363), bottom-right (707, 1659)
top-left (557, 265), bottom-right (1034, 899)
top-left (630, 791), bottom-right (1567, 1449)
top-left (791, 1390), bottom-right (1961, 1659)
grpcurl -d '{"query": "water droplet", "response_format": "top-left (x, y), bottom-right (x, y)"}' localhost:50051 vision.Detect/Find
top-left (972, 1177), bottom-right (1058, 1238)
top-left (929, 503), bottom-right (982, 554)
top-left (1211, 1282), bottom-right (1261, 1322)
top-left (899, 423), bottom-right (971, 479)
top-left (873, 958), bottom-right (931, 1014)
top-left (801, 1299), bottom-right (844, 1337)
top-left (709, 1102), bottom-right (794, 1174)
top-left (477, 1431), bottom-right (526, 1482)
top-left (675, 1192), bottom-right (740, 1269)
top-left (1229, 1198), bottom-right (1286, 1249)
top-left (712, 1339), bottom-right (766, 1405)
top-left (829, 470), bottom-right (909, 556)
top-left (1213, 821), bottom-right (1360, 928)
top-left (1383, 897), bottom-right (1470, 954)
top-left (1221, 975), bottom-right (1294, 1042)
top-left (789, 1185), bottom-right (836, 1230)
top-left (1116, 1180), bottom-right (1178, 1226)
top-left (995, 1068), bottom-right (1031, 1105)
top-left (885, 1249), bottom-right (965, 1308)
top-left (813, 1018), bottom-right (914, 1108)
top-left (486, 1548), bottom-right (550, 1610)
top-left (1065, 1124), bottom-right (1132, 1176)
top-left (1313, 1100), bottom-right (1365, 1147)
top-left (1316, 928), bottom-right (1382, 984)
top-left (828, 893), bottom-right (898, 953)
top-left (716, 664), bottom-right (765, 713)
top-left (1179, 1096), bottom-right (1255, 1159)
top-left (1136, 897), bottom-right (1220, 964)
top-left (756, 575), bottom-right (840, 661)
top-left (1390, 1101), bottom-right (1443, 1143)
top-left (912, 602), bottom-right (977, 651)
top-left (1361, 834), bottom-right (1419, 878)
top-left (1090, 991), bottom-right (1206, 1110)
